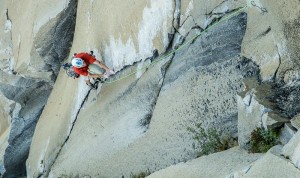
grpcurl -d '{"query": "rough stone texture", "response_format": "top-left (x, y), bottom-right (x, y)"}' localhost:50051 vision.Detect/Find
top-left (73, 0), bottom-right (174, 72)
top-left (0, 94), bottom-right (13, 136)
top-left (243, 146), bottom-right (300, 177)
top-left (26, 73), bottom-right (89, 178)
top-left (283, 69), bottom-right (300, 86)
top-left (268, 84), bottom-right (300, 119)
top-left (33, 0), bottom-right (78, 77)
top-left (237, 79), bottom-right (298, 149)
top-left (0, 0), bottom-right (78, 177)
top-left (261, 111), bottom-right (289, 130)
top-left (0, 125), bottom-right (9, 176)
top-left (291, 113), bottom-right (300, 130)
top-left (48, 55), bottom-right (169, 178)
top-left (0, 2), bottom-right (13, 74)
top-left (280, 123), bottom-right (297, 145)
top-left (237, 85), bottom-right (270, 149)
top-left (15, 1), bottom-right (300, 178)
top-left (147, 147), bottom-right (262, 178)
top-left (174, 0), bottom-right (246, 49)
top-left (0, 74), bottom-right (52, 177)
top-left (2, 0), bottom-right (71, 79)
top-left (46, 13), bottom-right (251, 178)
top-left (180, 0), bottom-right (246, 30)
top-left (242, 0), bottom-right (300, 82)
top-left (27, 0), bottom-right (175, 176)
top-left (282, 131), bottom-right (300, 168)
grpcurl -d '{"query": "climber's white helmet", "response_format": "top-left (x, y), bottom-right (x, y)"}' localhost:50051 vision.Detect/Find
top-left (72, 58), bottom-right (84, 68)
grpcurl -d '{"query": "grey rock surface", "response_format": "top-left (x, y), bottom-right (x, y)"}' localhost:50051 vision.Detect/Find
top-left (0, 0), bottom-right (77, 177)
top-left (261, 111), bottom-right (289, 130)
top-left (5, 0), bottom-right (300, 177)
top-left (271, 85), bottom-right (300, 118)
top-left (237, 78), bottom-right (300, 149)
top-left (1, 77), bottom-right (52, 177)
top-left (291, 113), bottom-right (300, 130)
top-left (280, 123), bottom-right (297, 145)
top-left (48, 55), bottom-right (170, 177)
top-left (238, 90), bottom-right (263, 149)
top-left (282, 131), bottom-right (300, 169)
top-left (147, 147), bottom-right (262, 178)
top-left (47, 12), bottom-right (258, 178)
top-left (33, 0), bottom-right (77, 77)
top-left (243, 145), bottom-right (300, 177)
top-left (242, 0), bottom-right (300, 82)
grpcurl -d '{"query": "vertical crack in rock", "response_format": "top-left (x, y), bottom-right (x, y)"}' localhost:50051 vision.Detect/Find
top-left (5, 9), bottom-right (10, 21)
top-left (166, 0), bottom-right (181, 51)
top-left (42, 89), bottom-right (93, 178)
top-left (139, 53), bottom-right (175, 130)
top-left (2, 9), bottom-right (14, 74)
top-left (272, 45), bottom-right (282, 82)
top-left (34, 0), bottom-right (78, 80)
top-left (46, 50), bottom-right (165, 175)
top-left (1, 0), bottom-right (78, 177)
top-left (173, 0), bottom-right (181, 30)
top-left (1, 78), bottom-right (52, 177)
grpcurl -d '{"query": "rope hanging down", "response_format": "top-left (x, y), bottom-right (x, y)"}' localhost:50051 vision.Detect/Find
top-left (104, 5), bottom-right (248, 84)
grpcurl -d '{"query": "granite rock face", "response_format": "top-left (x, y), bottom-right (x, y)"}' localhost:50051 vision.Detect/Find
top-left (282, 131), bottom-right (300, 169)
top-left (243, 146), bottom-right (300, 177)
top-left (162, 12), bottom-right (251, 138)
top-left (147, 147), bottom-right (262, 178)
top-left (0, 0), bottom-right (77, 177)
top-left (46, 12), bottom-right (256, 178)
top-left (0, 69), bottom-right (54, 177)
top-left (242, 0), bottom-right (300, 82)
top-left (1, 0), bottom-right (300, 177)
top-left (33, 0), bottom-right (78, 77)
top-left (237, 77), bottom-right (300, 149)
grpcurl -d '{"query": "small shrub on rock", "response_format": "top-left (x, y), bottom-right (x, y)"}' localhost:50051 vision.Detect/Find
top-left (187, 123), bottom-right (235, 157)
top-left (250, 127), bottom-right (279, 153)
top-left (131, 170), bottom-right (151, 178)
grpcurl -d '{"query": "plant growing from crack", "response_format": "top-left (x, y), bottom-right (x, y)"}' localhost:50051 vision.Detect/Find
top-left (249, 127), bottom-right (279, 153)
top-left (130, 170), bottom-right (151, 178)
top-left (187, 123), bottom-right (234, 157)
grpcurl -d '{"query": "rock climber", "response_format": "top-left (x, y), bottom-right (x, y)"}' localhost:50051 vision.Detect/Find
top-left (71, 51), bottom-right (115, 87)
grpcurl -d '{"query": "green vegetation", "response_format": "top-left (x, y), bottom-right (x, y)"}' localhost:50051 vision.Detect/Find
top-left (250, 127), bottom-right (279, 153)
top-left (131, 171), bottom-right (151, 178)
top-left (187, 123), bottom-right (234, 157)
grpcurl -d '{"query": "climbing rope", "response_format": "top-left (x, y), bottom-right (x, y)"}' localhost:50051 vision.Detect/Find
top-left (104, 5), bottom-right (248, 84)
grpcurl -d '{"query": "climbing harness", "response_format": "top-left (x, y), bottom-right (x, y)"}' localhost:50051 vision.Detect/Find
top-left (251, 1), bottom-right (268, 14)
